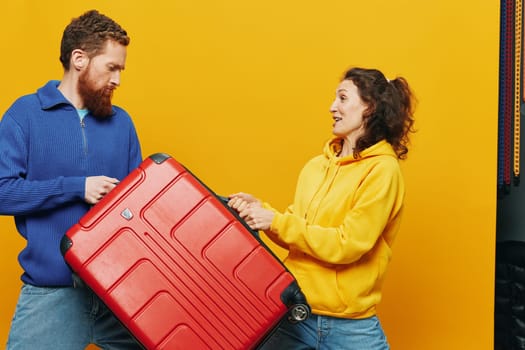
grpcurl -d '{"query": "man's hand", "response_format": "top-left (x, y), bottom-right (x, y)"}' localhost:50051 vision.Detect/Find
top-left (85, 176), bottom-right (119, 205)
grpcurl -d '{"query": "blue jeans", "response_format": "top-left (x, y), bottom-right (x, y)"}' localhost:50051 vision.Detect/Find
top-left (6, 284), bottom-right (142, 350)
top-left (258, 314), bottom-right (390, 350)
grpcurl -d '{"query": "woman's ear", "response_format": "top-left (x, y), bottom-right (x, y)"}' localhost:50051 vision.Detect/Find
top-left (71, 49), bottom-right (88, 71)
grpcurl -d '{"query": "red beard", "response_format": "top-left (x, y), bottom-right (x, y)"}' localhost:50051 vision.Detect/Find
top-left (78, 68), bottom-right (114, 118)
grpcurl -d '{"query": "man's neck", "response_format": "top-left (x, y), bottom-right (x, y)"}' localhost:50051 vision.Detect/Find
top-left (57, 72), bottom-right (84, 109)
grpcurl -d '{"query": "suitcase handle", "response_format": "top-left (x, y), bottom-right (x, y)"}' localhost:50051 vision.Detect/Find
top-left (217, 195), bottom-right (260, 239)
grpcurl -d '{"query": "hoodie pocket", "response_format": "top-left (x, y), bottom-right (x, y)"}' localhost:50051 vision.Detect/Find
top-left (286, 255), bottom-right (346, 313)
top-left (336, 239), bottom-right (392, 313)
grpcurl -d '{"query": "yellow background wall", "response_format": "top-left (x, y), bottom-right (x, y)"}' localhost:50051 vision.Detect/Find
top-left (0, 1), bottom-right (498, 349)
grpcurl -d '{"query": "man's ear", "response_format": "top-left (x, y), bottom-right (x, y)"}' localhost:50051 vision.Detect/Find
top-left (71, 49), bottom-right (88, 71)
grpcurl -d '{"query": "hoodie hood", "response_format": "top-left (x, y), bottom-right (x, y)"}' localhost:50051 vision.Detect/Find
top-left (324, 137), bottom-right (398, 165)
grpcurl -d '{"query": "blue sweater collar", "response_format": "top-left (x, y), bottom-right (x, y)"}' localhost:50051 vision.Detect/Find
top-left (36, 80), bottom-right (116, 116)
top-left (37, 80), bottom-right (71, 110)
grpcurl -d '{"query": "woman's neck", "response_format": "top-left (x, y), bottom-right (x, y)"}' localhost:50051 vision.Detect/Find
top-left (338, 138), bottom-right (355, 157)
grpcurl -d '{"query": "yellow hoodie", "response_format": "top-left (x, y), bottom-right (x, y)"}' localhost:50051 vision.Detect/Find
top-left (264, 137), bottom-right (405, 319)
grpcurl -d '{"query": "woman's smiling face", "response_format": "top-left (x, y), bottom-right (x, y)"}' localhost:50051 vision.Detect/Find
top-left (330, 79), bottom-right (368, 145)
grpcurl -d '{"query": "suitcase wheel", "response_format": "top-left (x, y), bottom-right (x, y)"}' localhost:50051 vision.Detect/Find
top-left (288, 303), bottom-right (310, 323)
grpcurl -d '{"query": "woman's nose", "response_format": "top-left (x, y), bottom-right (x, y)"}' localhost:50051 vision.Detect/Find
top-left (329, 100), bottom-right (337, 112)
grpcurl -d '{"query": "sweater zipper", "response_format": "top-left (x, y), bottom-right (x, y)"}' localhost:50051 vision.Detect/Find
top-left (80, 118), bottom-right (88, 155)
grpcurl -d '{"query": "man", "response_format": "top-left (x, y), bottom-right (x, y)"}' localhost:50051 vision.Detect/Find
top-left (1, 10), bottom-right (143, 349)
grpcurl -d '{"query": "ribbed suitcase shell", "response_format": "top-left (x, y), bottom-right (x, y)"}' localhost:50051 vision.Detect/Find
top-left (61, 153), bottom-right (308, 350)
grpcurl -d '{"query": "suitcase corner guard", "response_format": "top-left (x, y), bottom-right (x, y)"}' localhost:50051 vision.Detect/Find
top-left (148, 152), bottom-right (172, 164)
top-left (60, 235), bottom-right (73, 256)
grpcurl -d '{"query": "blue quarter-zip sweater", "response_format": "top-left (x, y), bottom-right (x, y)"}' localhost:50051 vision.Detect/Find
top-left (0, 80), bottom-right (142, 286)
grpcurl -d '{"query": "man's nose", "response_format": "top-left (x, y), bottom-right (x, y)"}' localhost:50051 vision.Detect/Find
top-left (110, 71), bottom-right (121, 86)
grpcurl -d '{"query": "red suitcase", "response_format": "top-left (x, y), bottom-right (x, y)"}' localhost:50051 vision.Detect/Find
top-left (61, 153), bottom-right (309, 350)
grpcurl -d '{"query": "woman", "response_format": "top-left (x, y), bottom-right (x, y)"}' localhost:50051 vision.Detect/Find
top-left (228, 67), bottom-right (415, 349)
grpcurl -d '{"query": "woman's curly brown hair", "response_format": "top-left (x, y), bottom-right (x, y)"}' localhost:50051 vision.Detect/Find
top-left (343, 67), bottom-right (416, 159)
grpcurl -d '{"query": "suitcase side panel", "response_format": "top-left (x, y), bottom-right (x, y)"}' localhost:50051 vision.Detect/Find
top-left (63, 155), bottom-right (302, 350)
